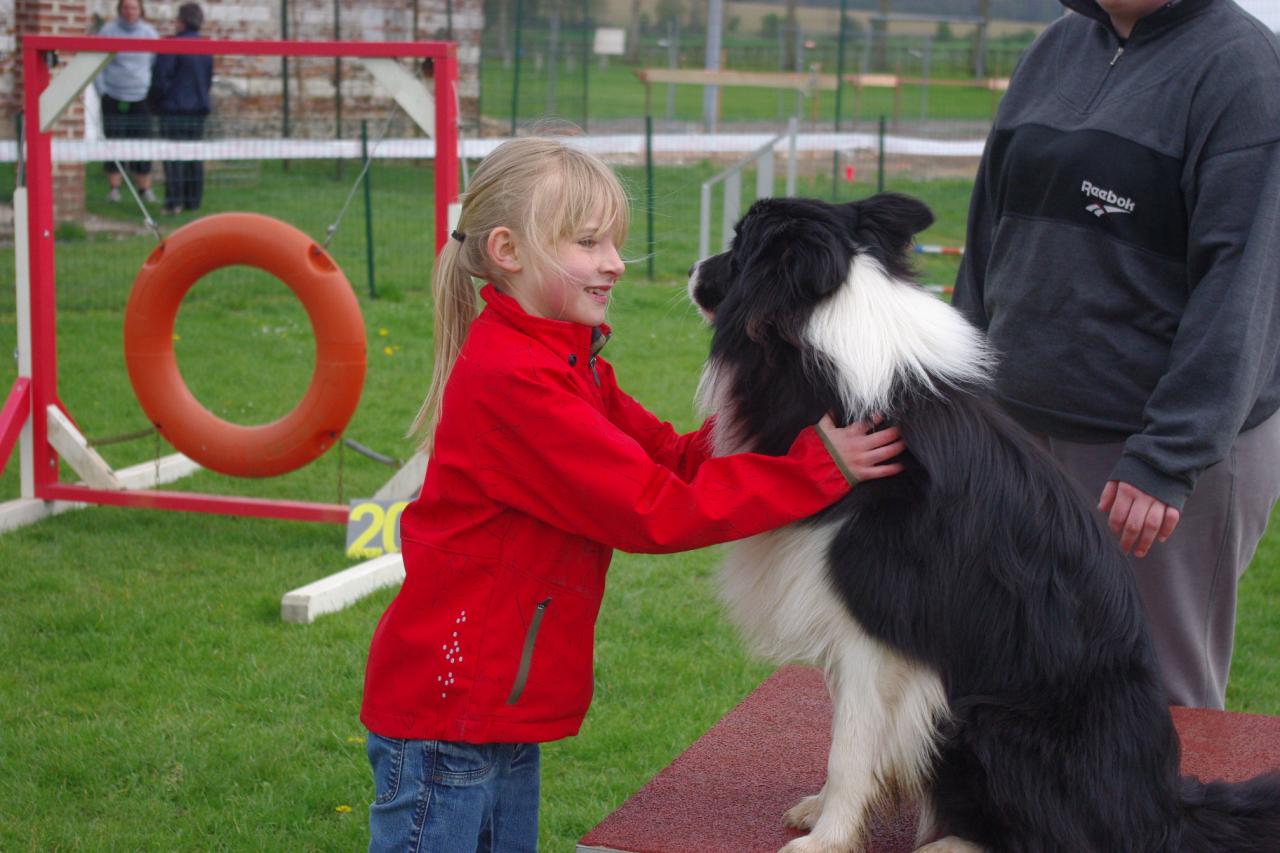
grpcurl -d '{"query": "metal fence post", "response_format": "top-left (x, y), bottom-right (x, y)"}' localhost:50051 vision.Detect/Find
top-left (877, 114), bottom-right (886, 193)
top-left (511, 0), bottom-right (525, 136)
top-left (361, 119), bottom-right (376, 299)
top-left (646, 114), bottom-right (655, 281)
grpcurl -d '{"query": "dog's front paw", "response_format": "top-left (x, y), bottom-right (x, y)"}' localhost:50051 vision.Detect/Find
top-left (783, 793), bottom-right (823, 830)
top-left (778, 834), bottom-right (859, 853)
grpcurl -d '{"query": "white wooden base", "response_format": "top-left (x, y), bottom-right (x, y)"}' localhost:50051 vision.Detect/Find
top-left (281, 553), bottom-right (405, 624)
top-left (0, 452), bottom-right (200, 534)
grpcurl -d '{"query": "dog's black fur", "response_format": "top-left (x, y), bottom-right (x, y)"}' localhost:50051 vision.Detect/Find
top-left (690, 193), bottom-right (1280, 852)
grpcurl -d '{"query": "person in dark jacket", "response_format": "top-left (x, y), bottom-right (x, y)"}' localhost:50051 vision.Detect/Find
top-left (150, 2), bottom-right (212, 214)
top-left (953, 0), bottom-right (1280, 709)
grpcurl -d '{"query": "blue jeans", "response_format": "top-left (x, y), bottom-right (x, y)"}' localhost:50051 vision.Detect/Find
top-left (367, 732), bottom-right (540, 853)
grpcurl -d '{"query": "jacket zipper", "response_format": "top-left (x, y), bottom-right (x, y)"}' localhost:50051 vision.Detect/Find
top-left (1085, 44), bottom-right (1125, 111)
top-left (506, 597), bottom-right (552, 705)
top-left (588, 355), bottom-right (601, 386)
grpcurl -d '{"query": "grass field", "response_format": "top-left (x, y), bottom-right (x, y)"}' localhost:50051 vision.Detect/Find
top-left (1, 162), bottom-right (1276, 851)
top-left (479, 55), bottom-right (1005, 129)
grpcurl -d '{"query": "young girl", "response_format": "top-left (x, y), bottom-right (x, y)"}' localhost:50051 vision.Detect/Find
top-left (360, 137), bottom-right (905, 852)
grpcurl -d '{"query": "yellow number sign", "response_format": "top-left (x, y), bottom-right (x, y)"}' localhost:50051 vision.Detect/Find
top-left (345, 499), bottom-right (410, 559)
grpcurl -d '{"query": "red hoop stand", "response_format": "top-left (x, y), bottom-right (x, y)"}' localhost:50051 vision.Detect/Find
top-left (1, 37), bottom-right (459, 529)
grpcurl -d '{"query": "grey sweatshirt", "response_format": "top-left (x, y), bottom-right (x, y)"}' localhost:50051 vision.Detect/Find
top-left (95, 17), bottom-right (159, 102)
top-left (952, 0), bottom-right (1280, 509)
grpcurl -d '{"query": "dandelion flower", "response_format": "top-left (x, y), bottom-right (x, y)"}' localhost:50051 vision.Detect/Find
top-left (379, 327), bottom-right (390, 337)
top-left (335, 804), bottom-right (353, 814)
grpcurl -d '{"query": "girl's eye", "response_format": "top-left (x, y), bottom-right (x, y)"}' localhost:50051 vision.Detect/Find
top-left (578, 238), bottom-right (597, 248)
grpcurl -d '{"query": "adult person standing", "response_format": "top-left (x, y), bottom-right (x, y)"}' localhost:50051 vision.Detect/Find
top-left (96, 0), bottom-right (159, 203)
top-left (953, 0), bottom-right (1280, 710)
top-left (150, 3), bottom-right (213, 215)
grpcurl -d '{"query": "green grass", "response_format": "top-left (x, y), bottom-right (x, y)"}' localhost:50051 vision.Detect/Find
top-left (481, 56), bottom-right (1003, 128)
top-left (1, 164), bottom-right (1276, 851)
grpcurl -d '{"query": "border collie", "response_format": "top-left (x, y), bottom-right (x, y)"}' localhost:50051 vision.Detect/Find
top-left (687, 193), bottom-right (1280, 853)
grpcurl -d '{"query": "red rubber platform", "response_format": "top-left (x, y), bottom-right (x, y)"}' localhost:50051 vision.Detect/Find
top-left (578, 665), bottom-right (1280, 853)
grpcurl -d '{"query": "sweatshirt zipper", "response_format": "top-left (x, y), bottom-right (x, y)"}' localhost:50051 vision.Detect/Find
top-left (1085, 44), bottom-right (1126, 111)
top-left (506, 597), bottom-right (552, 705)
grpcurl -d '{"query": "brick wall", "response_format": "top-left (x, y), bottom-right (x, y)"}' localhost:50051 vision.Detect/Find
top-left (5, 0), bottom-right (92, 219)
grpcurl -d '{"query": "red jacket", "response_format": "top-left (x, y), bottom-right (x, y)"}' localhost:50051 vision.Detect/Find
top-left (360, 285), bottom-right (851, 743)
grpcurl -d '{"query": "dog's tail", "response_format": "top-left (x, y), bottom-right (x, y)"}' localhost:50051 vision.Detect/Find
top-left (1179, 771), bottom-right (1280, 852)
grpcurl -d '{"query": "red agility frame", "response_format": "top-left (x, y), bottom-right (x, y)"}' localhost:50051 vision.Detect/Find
top-left (3, 36), bottom-right (459, 525)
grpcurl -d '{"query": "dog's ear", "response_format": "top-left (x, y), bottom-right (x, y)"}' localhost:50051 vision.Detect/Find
top-left (775, 228), bottom-right (851, 299)
top-left (730, 220), bottom-right (851, 345)
top-left (850, 193), bottom-right (934, 246)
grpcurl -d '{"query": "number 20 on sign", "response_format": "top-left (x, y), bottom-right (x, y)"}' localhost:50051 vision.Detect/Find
top-left (346, 499), bottom-right (410, 558)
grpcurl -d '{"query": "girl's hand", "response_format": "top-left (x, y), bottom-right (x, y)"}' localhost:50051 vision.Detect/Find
top-left (817, 413), bottom-right (906, 484)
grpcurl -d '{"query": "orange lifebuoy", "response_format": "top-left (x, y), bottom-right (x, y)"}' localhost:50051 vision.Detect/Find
top-left (123, 213), bottom-right (367, 478)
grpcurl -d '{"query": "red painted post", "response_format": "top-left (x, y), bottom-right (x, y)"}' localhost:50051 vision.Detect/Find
top-left (434, 45), bottom-right (460, 253)
top-left (22, 44), bottom-right (59, 496)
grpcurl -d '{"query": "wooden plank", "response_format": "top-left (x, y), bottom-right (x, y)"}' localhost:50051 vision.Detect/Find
top-left (633, 68), bottom-right (1008, 95)
top-left (636, 68), bottom-right (837, 92)
top-left (39, 51), bottom-right (111, 132)
top-left (45, 405), bottom-right (122, 490)
top-left (281, 553), bottom-right (405, 624)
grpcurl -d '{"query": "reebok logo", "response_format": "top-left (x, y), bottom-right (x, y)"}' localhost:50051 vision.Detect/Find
top-left (1081, 180), bottom-right (1135, 217)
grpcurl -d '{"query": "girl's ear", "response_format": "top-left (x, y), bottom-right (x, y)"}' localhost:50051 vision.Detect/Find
top-left (488, 227), bottom-right (523, 275)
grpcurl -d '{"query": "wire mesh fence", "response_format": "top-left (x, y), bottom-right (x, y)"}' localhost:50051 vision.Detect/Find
top-left (479, 16), bottom-right (1034, 135)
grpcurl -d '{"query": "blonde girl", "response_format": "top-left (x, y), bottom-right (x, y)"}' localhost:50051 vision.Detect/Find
top-left (360, 137), bottom-right (905, 852)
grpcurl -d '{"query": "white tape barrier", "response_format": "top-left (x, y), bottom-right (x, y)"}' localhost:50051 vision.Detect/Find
top-left (0, 132), bottom-right (986, 164)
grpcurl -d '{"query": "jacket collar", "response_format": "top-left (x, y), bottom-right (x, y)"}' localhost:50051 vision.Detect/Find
top-left (1059, 0), bottom-right (1212, 42)
top-left (479, 283), bottom-right (612, 362)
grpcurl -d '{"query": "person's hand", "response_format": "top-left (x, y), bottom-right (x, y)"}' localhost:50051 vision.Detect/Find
top-left (817, 413), bottom-right (906, 483)
top-left (1099, 480), bottom-right (1181, 558)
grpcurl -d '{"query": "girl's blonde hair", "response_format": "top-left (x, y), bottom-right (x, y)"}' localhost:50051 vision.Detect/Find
top-left (410, 137), bottom-right (630, 453)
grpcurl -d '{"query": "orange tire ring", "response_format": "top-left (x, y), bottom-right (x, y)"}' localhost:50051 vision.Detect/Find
top-left (123, 213), bottom-right (367, 478)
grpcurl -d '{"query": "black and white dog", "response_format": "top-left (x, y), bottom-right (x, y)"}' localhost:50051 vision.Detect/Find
top-left (688, 193), bottom-right (1280, 853)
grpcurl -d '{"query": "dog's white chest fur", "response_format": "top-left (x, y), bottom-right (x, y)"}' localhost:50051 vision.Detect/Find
top-left (718, 522), bottom-right (856, 665)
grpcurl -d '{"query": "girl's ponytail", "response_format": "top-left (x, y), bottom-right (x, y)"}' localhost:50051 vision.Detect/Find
top-left (410, 238), bottom-right (477, 453)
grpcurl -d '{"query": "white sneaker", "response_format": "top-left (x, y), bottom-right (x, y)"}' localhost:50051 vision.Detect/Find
top-left (106, 187), bottom-right (121, 203)
top-left (141, 187), bottom-right (158, 203)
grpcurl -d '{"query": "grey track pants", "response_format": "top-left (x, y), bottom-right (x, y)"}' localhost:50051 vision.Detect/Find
top-left (1033, 412), bottom-right (1280, 709)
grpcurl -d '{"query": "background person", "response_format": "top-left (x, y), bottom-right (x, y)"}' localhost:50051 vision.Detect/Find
top-left (95, 0), bottom-right (159, 203)
top-left (150, 2), bottom-right (213, 215)
top-left (360, 137), bottom-right (906, 852)
top-left (953, 0), bottom-right (1280, 709)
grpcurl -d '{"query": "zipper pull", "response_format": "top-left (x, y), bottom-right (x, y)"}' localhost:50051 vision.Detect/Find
top-left (1109, 46), bottom-right (1125, 67)
top-left (589, 355), bottom-right (600, 386)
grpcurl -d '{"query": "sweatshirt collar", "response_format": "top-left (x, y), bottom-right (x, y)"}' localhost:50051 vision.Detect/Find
top-left (1058, 0), bottom-right (1212, 42)
top-left (479, 283), bottom-right (612, 361)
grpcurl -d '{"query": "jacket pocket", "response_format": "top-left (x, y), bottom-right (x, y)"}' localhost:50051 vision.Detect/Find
top-left (506, 597), bottom-right (552, 705)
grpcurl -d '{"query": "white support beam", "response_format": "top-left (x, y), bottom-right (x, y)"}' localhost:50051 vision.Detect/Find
top-left (372, 452), bottom-right (427, 501)
top-left (281, 553), bottom-right (405, 624)
top-left (46, 405), bottom-right (122, 490)
top-left (40, 52), bottom-right (111, 133)
top-left (0, 453), bottom-right (198, 534)
top-left (0, 497), bottom-right (85, 533)
top-left (359, 58), bottom-right (435, 137)
top-left (115, 453), bottom-right (201, 490)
